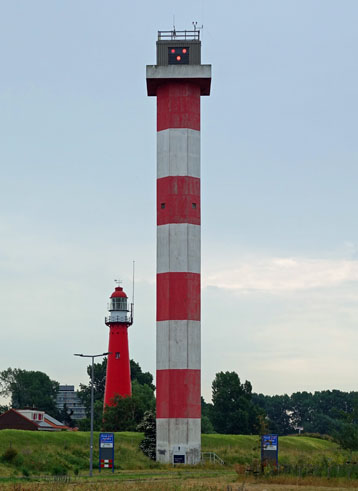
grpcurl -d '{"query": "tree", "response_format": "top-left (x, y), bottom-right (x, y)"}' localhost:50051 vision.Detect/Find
top-left (201, 396), bottom-right (215, 433)
top-left (130, 360), bottom-right (155, 391)
top-left (334, 423), bottom-right (358, 450)
top-left (77, 357), bottom-right (155, 431)
top-left (78, 399), bottom-right (104, 431)
top-left (77, 357), bottom-right (107, 416)
top-left (78, 358), bottom-right (155, 417)
top-left (0, 405), bottom-right (8, 415)
top-left (201, 415), bottom-right (215, 434)
top-left (252, 393), bottom-right (293, 435)
top-left (305, 413), bottom-right (342, 435)
top-left (211, 371), bottom-right (261, 434)
top-left (0, 368), bottom-right (59, 417)
top-left (137, 411), bottom-right (156, 460)
top-left (290, 391), bottom-right (315, 428)
top-left (59, 403), bottom-right (75, 428)
top-left (102, 381), bottom-right (155, 431)
top-left (252, 390), bottom-right (358, 438)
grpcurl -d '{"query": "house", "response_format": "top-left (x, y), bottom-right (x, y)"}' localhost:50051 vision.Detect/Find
top-left (0, 408), bottom-right (72, 431)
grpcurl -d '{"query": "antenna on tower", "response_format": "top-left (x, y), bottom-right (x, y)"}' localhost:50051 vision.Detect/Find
top-left (192, 21), bottom-right (203, 32)
top-left (173, 14), bottom-right (176, 37)
top-left (131, 260), bottom-right (135, 324)
top-left (132, 261), bottom-right (135, 304)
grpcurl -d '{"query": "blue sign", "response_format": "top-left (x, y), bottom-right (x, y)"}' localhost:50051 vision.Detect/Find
top-left (100, 433), bottom-right (114, 448)
top-left (262, 434), bottom-right (278, 450)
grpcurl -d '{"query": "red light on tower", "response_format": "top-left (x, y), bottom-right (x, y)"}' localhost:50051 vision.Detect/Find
top-left (168, 47), bottom-right (189, 65)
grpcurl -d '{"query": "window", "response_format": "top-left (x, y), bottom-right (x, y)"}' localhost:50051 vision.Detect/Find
top-left (110, 297), bottom-right (128, 311)
top-left (115, 352), bottom-right (120, 359)
top-left (161, 203), bottom-right (165, 209)
top-left (192, 203), bottom-right (197, 209)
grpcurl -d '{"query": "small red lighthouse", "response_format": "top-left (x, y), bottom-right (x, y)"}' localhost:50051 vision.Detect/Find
top-left (104, 283), bottom-right (133, 406)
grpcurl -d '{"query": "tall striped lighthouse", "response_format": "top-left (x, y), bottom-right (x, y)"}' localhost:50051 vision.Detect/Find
top-left (146, 29), bottom-right (211, 464)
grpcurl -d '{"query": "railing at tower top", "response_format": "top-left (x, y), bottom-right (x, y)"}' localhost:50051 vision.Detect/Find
top-left (105, 314), bottom-right (132, 324)
top-left (158, 30), bottom-right (200, 41)
top-left (105, 303), bottom-right (134, 325)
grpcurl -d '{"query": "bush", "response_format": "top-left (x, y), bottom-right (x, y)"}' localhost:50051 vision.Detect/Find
top-left (137, 411), bottom-right (156, 460)
top-left (202, 415), bottom-right (215, 434)
top-left (1, 447), bottom-right (18, 463)
top-left (295, 432), bottom-right (334, 442)
top-left (51, 465), bottom-right (68, 476)
top-left (334, 423), bottom-right (358, 450)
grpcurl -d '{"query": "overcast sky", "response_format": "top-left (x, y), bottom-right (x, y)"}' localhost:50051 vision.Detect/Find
top-left (1, 0), bottom-right (358, 403)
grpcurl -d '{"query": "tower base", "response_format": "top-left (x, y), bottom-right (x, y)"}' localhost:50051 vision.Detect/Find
top-left (156, 418), bottom-right (201, 464)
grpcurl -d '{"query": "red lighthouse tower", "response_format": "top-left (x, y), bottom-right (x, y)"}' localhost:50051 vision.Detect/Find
top-left (104, 283), bottom-right (133, 406)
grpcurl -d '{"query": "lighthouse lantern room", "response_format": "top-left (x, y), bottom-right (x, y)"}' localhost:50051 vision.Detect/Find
top-left (106, 286), bottom-right (132, 325)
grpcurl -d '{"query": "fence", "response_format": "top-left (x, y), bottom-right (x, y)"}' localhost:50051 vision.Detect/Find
top-left (201, 452), bottom-right (224, 465)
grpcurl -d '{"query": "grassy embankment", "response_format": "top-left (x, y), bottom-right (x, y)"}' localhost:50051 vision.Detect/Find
top-left (1, 430), bottom-right (358, 490)
top-left (204, 433), bottom-right (356, 467)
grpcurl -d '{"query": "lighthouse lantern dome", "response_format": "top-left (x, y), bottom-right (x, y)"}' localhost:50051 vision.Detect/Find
top-left (105, 286), bottom-right (132, 325)
top-left (109, 286), bottom-right (129, 312)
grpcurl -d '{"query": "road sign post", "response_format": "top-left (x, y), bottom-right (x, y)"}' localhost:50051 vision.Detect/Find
top-left (261, 434), bottom-right (278, 471)
top-left (99, 433), bottom-right (114, 473)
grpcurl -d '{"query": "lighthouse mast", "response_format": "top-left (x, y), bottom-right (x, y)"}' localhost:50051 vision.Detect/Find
top-left (104, 282), bottom-right (133, 406)
top-left (146, 28), bottom-right (211, 464)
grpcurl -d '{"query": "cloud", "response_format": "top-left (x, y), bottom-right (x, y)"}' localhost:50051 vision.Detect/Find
top-left (201, 252), bottom-right (358, 397)
top-left (204, 256), bottom-right (358, 293)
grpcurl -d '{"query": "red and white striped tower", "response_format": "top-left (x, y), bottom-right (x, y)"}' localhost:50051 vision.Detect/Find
top-left (147, 29), bottom-right (211, 464)
top-left (104, 283), bottom-right (133, 406)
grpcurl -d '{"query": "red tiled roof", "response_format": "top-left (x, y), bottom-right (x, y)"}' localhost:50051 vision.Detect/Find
top-left (0, 409), bottom-right (39, 430)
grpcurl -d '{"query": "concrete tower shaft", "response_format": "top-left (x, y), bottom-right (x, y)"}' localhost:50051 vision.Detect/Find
top-left (147, 30), bottom-right (211, 465)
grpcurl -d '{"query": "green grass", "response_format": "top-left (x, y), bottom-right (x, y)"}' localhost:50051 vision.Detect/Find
top-left (0, 430), bottom-right (156, 477)
top-left (203, 434), bottom-right (357, 467)
top-left (0, 430), bottom-right (357, 478)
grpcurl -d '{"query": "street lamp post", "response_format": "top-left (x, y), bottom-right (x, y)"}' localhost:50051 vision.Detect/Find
top-left (74, 352), bottom-right (110, 477)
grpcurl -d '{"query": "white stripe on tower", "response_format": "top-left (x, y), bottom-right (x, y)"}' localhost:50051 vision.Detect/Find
top-left (157, 224), bottom-right (200, 274)
top-left (156, 82), bottom-right (201, 465)
top-left (157, 129), bottom-right (200, 179)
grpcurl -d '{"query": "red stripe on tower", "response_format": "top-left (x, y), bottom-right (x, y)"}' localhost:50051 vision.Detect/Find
top-left (157, 83), bottom-right (200, 131)
top-left (147, 30), bottom-right (211, 465)
top-left (156, 369), bottom-right (201, 418)
top-left (157, 272), bottom-right (200, 321)
top-left (157, 176), bottom-right (200, 226)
